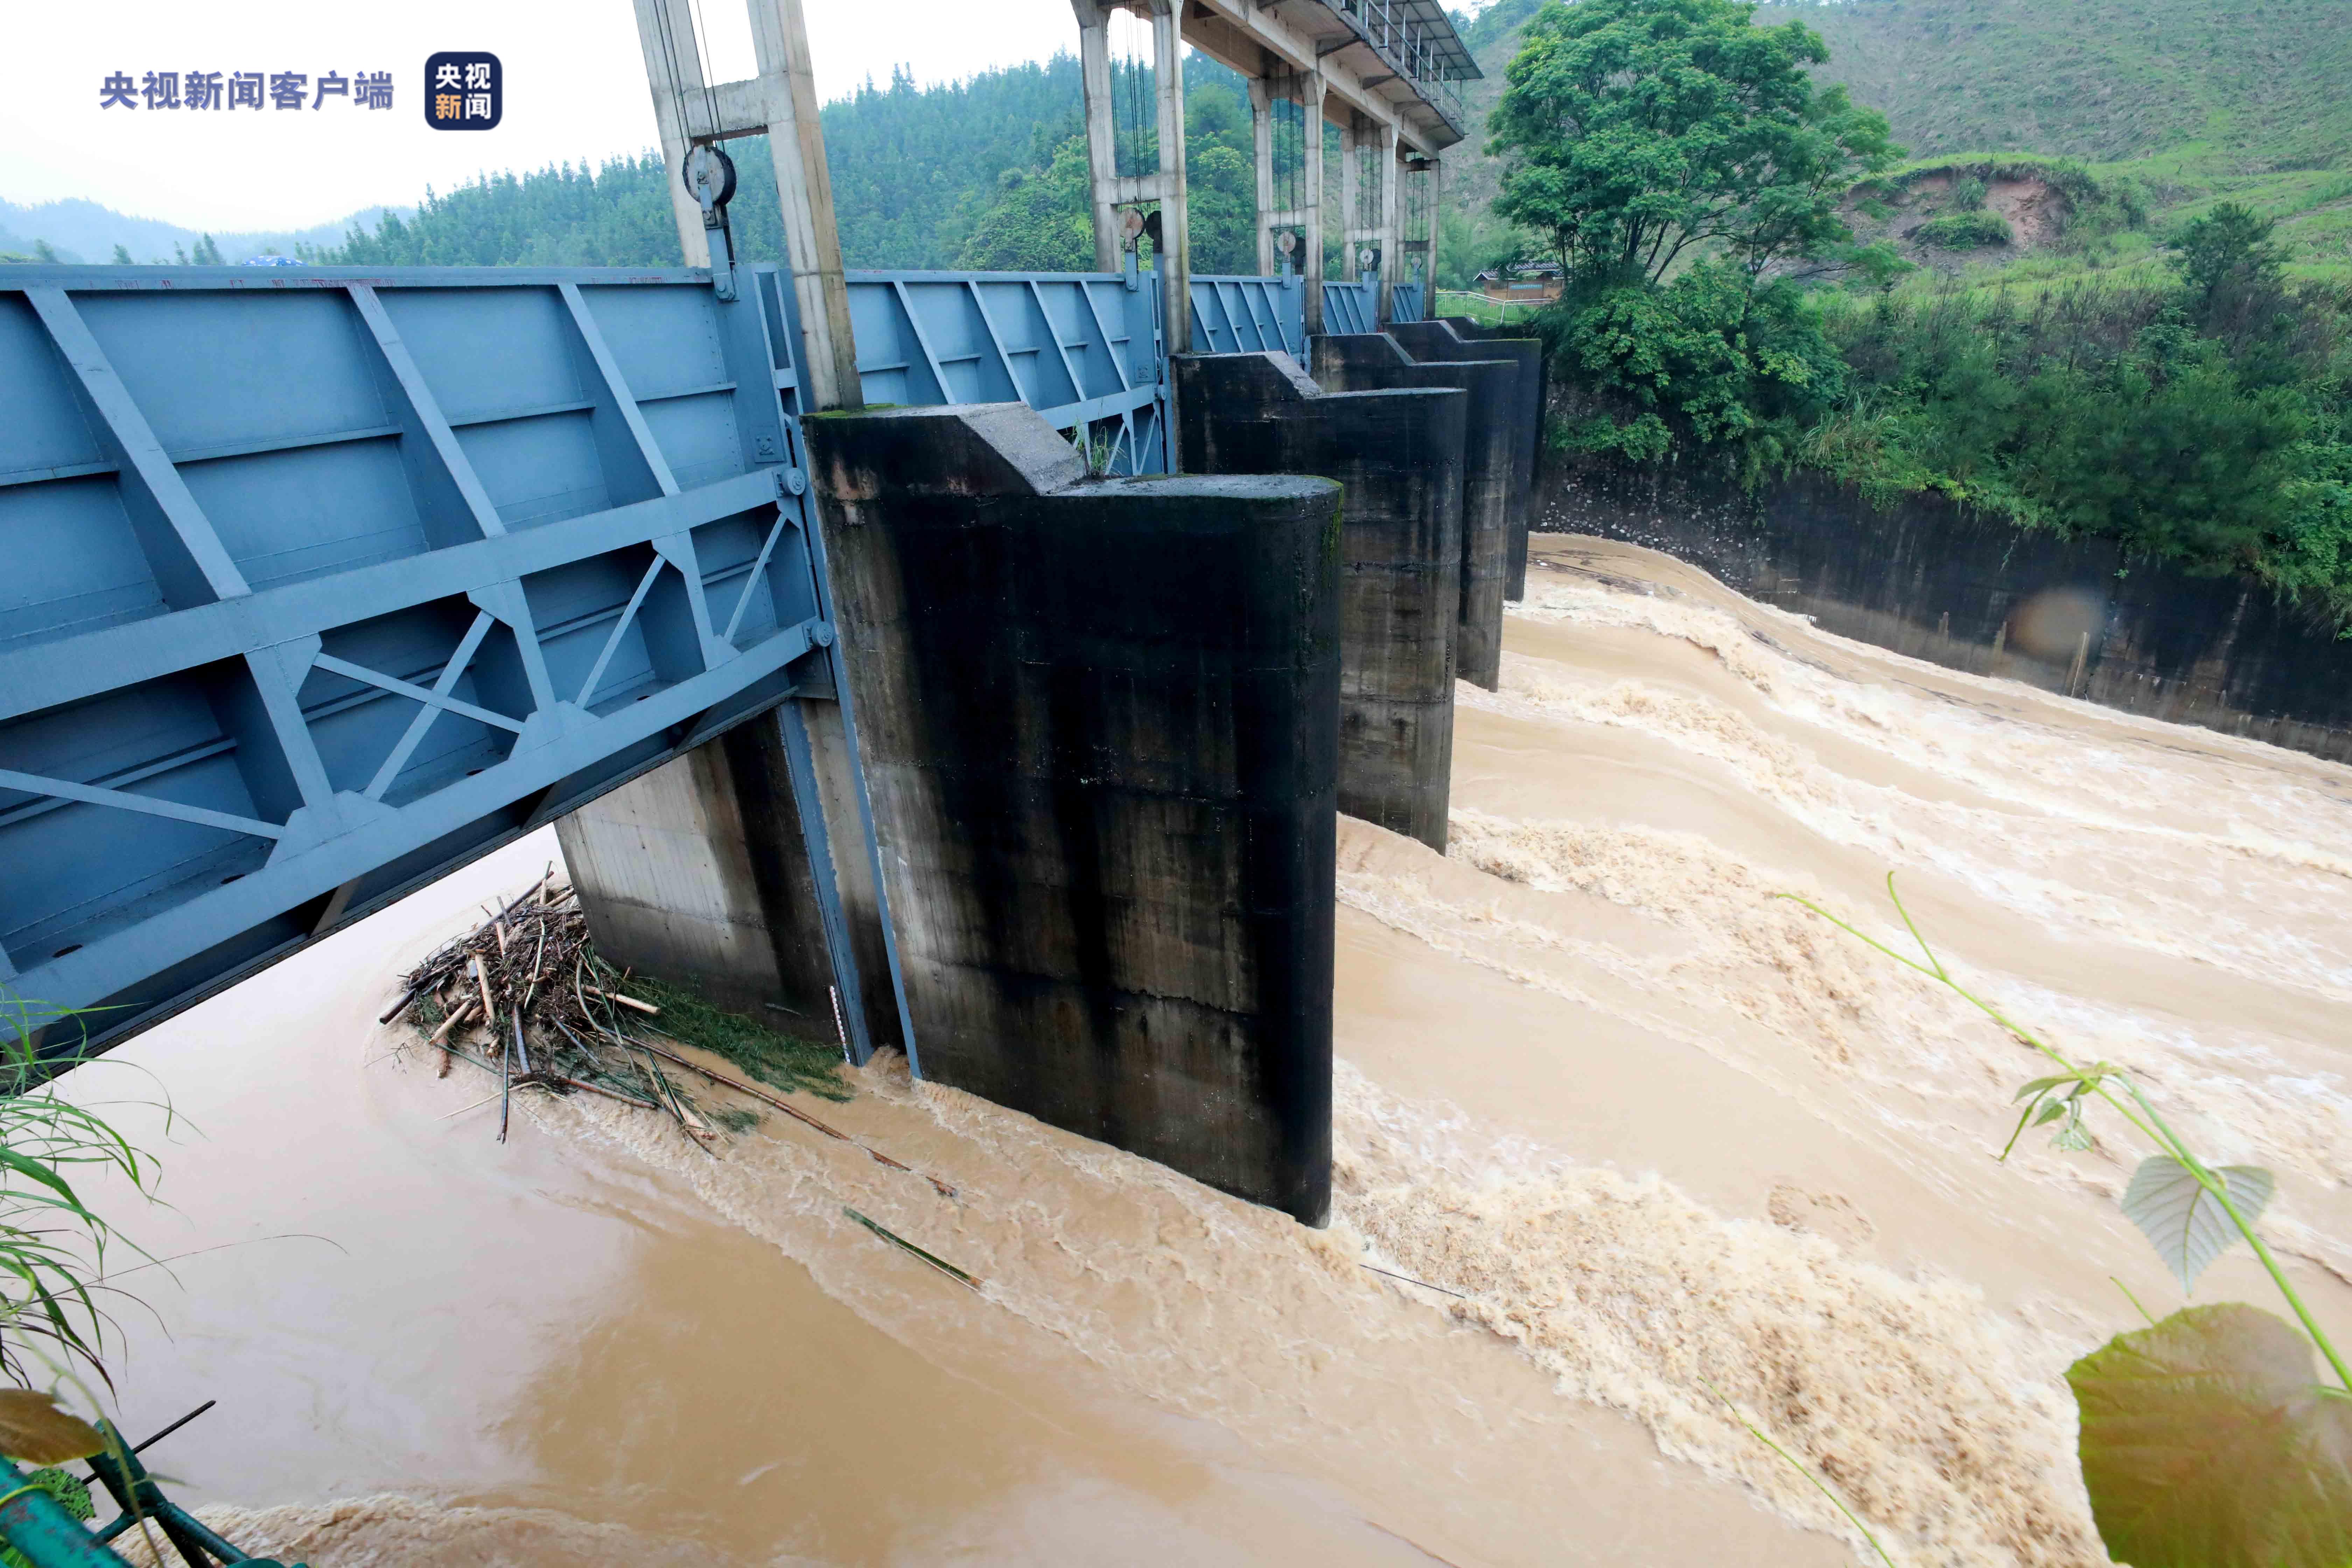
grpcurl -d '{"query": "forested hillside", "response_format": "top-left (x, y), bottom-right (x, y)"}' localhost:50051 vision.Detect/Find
top-left (323, 54), bottom-right (1265, 274)
top-left (327, 61), bottom-right (1087, 270)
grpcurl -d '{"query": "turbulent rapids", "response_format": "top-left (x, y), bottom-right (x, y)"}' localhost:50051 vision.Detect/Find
top-left (84, 538), bottom-right (2352, 1567)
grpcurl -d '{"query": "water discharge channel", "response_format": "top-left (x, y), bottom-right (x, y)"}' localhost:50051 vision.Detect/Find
top-left (68, 539), bottom-right (2352, 1567)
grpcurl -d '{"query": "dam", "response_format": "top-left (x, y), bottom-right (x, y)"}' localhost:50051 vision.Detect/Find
top-left (5, 2), bottom-right (2350, 1566)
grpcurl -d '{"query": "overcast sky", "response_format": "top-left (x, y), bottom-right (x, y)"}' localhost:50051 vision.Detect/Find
top-left (0, 0), bottom-right (1085, 231)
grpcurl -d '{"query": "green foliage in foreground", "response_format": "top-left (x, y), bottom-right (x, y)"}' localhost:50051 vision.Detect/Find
top-left (1787, 880), bottom-right (2351, 1568)
top-left (621, 975), bottom-right (848, 1103)
top-left (0, 1465), bottom-right (92, 1568)
top-left (0, 1001), bottom-right (162, 1392)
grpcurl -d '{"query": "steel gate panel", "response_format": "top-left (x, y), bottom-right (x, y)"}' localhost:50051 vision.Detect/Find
top-left (0, 262), bottom-right (898, 1061)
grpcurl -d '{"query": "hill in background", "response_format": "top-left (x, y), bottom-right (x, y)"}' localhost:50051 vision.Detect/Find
top-left (0, 197), bottom-right (400, 265)
top-left (15, 0), bottom-right (2348, 278)
top-left (1444, 0), bottom-right (2352, 278)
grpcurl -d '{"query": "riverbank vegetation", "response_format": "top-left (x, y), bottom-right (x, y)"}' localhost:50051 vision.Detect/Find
top-left (1492, 0), bottom-right (2352, 620)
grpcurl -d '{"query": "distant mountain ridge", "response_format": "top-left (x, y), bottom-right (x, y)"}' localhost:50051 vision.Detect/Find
top-left (0, 197), bottom-right (403, 265)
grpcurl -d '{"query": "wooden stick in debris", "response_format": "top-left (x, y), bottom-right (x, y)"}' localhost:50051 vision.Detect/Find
top-left (628, 1034), bottom-right (957, 1198)
top-left (520, 920), bottom-right (550, 1017)
top-left (592, 987), bottom-right (660, 1015)
top-left (378, 976), bottom-right (434, 1026)
top-left (497, 1014), bottom-right (514, 1144)
top-left (428, 1001), bottom-right (476, 1043)
top-left (544, 1021), bottom-right (671, 1116)
top-left (843, 1206), bottom-right (981, 1290)
top-left (471, 954), bottom-right (497, 1038)
top-left (620, 1034), bottom-right (716, 1153)
top-left (548, 1074), bottom-right (663, 1112)
top-left (428, 999), bottom-right (476, 1076)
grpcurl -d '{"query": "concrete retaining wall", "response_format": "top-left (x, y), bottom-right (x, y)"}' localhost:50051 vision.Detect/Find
top-left (1309, 334), bottom-right (1514, 695)
top-left (807, 402), bottom-right (1341, 1225)
top-left (1173, 352), bottom-right (1465, 849)
top-left (1395, 319), bottom-right (1545, 603)
top-left (1541, 453), bottom-right (2352, 764)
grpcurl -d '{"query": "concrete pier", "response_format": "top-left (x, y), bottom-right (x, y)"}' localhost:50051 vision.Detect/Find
top-left (1392, 320), bottom-right (1545, 603)
top-left (1309, 333), bottom-right (1513, 692)
top-left (807, 402), bottom-right (1340, 1225)
top-left (1172, 352), bottom-right (1465, 848)
top-left (556, 720), bottom-right (836, 1023)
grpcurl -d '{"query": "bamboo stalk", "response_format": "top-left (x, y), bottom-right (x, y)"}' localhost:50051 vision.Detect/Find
top-left (628, 1034), bottom-right (957, 1198)
top-left (498, 1015), bottom-right (514, 1144)
top-left (592, 987), bottom-right (660, 1015)
top-left (471, 955), bottom-right (497, 1038)
top-left (377, 977), bottom-right (432, 1026)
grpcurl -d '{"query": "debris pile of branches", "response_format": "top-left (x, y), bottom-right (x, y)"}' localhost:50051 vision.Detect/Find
top-left (377, 873), bottom-right (950, 1201)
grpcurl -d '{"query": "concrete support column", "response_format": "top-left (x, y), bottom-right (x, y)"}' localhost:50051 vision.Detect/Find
top-left (1375, 124), bottom-right (1399, 323)
top-left (1150, 0), bottom-right (1191, 357)
top-left (1312, 332), bottom-right (1513, 690)
top-left (556, 715), bottom-right (836, 1023)
top-left (1072, 0), bottom-right (1123, 273)
top-left (1176, 353), bottom-right (1465, 849)
top-left (806, 402), bottom-right (1341, 1225)
top-left (747, 0), bottom-right (862, 412)
top-left (592, 0), bottom-right (904, 1066)
top-left (1248, 77), bottom-right (1276, 276)
top-left (1302, 70), bottom-right (1326, 336)
top-left (1424, 154), bottom-right (1442, 306)
top-left (1339, 119), bottom-right (1360, 276)
top-left (631, 0), bottom-right (714, 269)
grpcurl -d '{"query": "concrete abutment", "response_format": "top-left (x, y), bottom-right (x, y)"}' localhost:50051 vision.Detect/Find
top-left (1392, 319), bottom-right (1546, 605)
top-left (1174, 351), bottom-right (1465, 850)
top-left (1307, 333), bottom-right (1514, 693)
top-left (807, 402), bottom-right (1341, 1224)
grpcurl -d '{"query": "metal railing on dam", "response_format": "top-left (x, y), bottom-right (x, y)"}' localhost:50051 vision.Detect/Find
top-left (831, 266), bottom-right (1172, 475)
top-left (0, 261), bottom-right (888, 1056)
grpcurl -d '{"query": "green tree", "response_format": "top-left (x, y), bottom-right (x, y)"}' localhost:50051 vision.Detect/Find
top-left (1488, 0), bottom-right (1898, 285)
top-left (958, 136), bottom-right (1096, 271)
top-left (31, 240), bottom-right (56, 264)
top-left (108, 244), bottom-right (133, 266)
top-left (2169, 201), bottom-right (2287, 305)
top-left (1550, 261), bottom-right (1847, 461)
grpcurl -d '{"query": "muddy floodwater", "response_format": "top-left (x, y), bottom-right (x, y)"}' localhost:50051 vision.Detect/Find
top-left (69, 538), bottom-right (2352, 1567)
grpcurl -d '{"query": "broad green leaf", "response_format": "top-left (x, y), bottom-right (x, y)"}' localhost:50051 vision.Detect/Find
top-left (2122, 1154), bottom-right (2273, 1293)
top-left (2070, 1304), bottom-right (2352, 1568)
top-left (0, 1390), bottom-right (103, 1465)
top-left (2016, 1076), bottom-right (2071, 1102)
top-left (2034, 1098), bottom-right (2069, 1126)
top-left (2052, 1120), bottom-right (2094, 1153)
